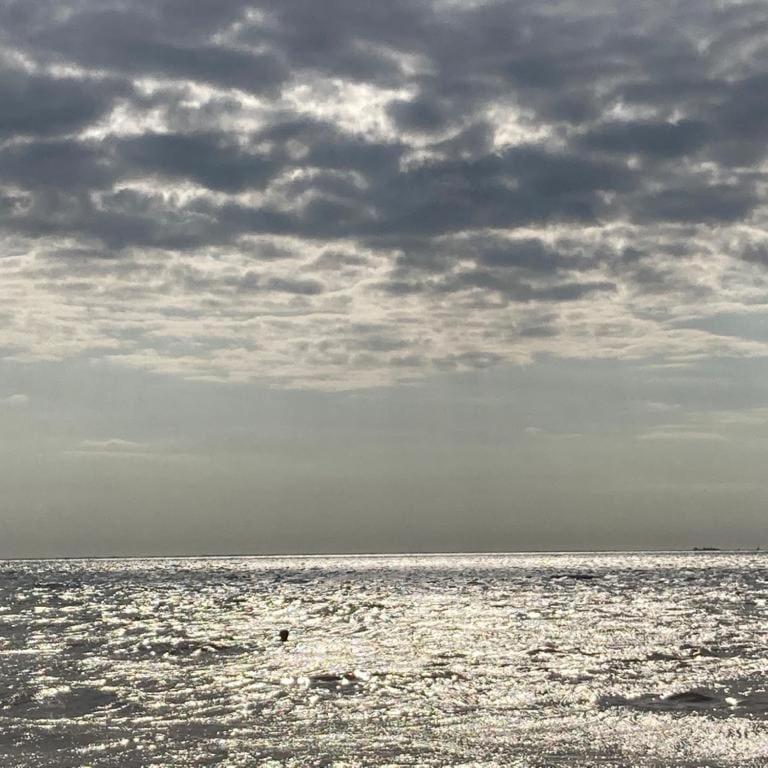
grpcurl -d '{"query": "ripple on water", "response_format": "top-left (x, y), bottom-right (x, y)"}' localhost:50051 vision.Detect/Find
top-left (1, 552), bottom-right (768, 766)
top-left (601, 680), bottom-right (768, 720)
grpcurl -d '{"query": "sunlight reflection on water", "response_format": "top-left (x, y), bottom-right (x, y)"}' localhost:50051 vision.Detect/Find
top-left (1, 552), bottom-right (767, 766)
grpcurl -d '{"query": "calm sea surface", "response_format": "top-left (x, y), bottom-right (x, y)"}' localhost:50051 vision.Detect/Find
top-left (1, 552), bottom-right (767, 767)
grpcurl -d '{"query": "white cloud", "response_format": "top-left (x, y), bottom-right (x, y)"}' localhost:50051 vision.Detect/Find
top-left (64, 438), bottom-right (201, 461)
top-left (637, 430), bottom-right (727, 442)
top-left (642, 401), bottom-right (681, 413)
top-left (524, 426), bottom-right (583, 439)
top-left (76, 438), bottom-right (146, 452)
top-left (0, 393), bottom-right (29, 407)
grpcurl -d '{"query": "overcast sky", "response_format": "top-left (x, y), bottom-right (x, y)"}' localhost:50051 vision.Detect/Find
top-left (2, 0), bottom-right (768, 556)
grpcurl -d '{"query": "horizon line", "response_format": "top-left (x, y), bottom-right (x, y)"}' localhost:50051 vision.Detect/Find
top-left (1, 546), bottom-right (764, 562)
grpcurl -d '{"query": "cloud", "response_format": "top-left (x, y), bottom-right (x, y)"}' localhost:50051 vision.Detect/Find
top-left (637, 430), bottom-right (728, 442)
top-left (113, 133), bottom-right (279, 193)
top-left (76, 438), bottom-right (146, 452)
top-left (25, 7), bottom-right (287, 95)
top-left (63, 438), bottom-right (202, 461)
top-left (641, 401), bottom-right (681, 413)
top-left (387, 95), bottom-right (454, 134)
top-left (0, 140), bottom-right (115, 191)
top-left (1, 0), bottom-right (768, 389)
top-left (0, 394), bottom-right (29, 407)
top-left (0, 69), bottom-right (130, 140)
top-left (580, 119), bottom-right (711, 160)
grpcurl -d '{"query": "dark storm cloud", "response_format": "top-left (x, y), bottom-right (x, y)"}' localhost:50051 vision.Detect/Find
top-left (257, 118), bottom-right (405, 176)
top-left (708, 73), bottom-right (768, 165)
top-left (2, 1), bottom-right (765, 241)
top-left (471, 238), bottom-right (595, 273)
top-left (377, 238), bottom-right (616, 303)
top-left (3, 4), bottom-right (286, 95)
top-left (0, 70), bottom-right (129, 139)
top-left (0, 140), bottom-right (115, 190)
top-left (6, 188), bottom-right (238, 252)
top-left (432, 122), bottom-right (496, 159)
top-left (114, 133), bottom-right (278, 193)
top-left (238, 0), bottom-right (432, 84)
top-left (580, 120), bottom-right (711, 159)
top-left (387, 95), bottom-right (454, 134)
top-left (631, 183), bottom-right (759, 224)
top-left (387, 235), bottom-right (596, 279)
top-left (359, 147), bottom-right (636, 240)
top-left (1, 0), bottom-right (768, 374)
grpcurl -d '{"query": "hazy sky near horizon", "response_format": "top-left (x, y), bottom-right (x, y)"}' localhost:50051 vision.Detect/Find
top-left (2, 0), bottom-right (768, 556)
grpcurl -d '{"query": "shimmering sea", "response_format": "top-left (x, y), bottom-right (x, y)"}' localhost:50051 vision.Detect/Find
top-left (1, 552), bottom-right (767, 767)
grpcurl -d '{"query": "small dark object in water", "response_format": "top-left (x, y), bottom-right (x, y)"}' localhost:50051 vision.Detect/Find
top-left (279, 629), bottom-right (289, 642)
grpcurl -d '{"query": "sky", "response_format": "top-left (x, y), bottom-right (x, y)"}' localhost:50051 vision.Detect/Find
top-left (2, 0), bottom-right (768, 556)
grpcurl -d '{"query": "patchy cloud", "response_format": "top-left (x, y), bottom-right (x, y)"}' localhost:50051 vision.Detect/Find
top-left (75, 438), bottom-right (148, 453)
top-left (1, 0), bottom-right (768, 388)
top-left (0, 393), bottom-right (29, 407)
top-left (66, 437), bottom-right (196, 460)
top-left (637, 429), bottom-right (728, 442)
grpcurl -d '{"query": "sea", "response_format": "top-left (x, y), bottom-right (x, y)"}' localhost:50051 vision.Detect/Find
top-left (0, 552), bottom-right (767, 767)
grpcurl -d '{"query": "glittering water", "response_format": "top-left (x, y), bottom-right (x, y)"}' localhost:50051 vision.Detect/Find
top-left (1, 553), bottom-right (767, 767)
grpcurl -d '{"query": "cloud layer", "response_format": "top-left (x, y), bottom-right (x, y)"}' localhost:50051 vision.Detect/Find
top-left (2, 0), bottom-right (768, 387)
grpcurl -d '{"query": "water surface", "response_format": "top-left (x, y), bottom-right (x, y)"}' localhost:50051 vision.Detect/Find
top-left (1, 552), bottom-right (767, 766)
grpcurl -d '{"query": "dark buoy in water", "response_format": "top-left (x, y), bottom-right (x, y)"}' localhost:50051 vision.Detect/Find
top-left (279, 628), bottom-right (289, 642)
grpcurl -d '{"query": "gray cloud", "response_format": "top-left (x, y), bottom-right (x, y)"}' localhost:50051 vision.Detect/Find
top-left (580, 120), bottom-right (711, 159)
top-left (15, 6), bottom-right (286, 95)
top-left (114, 133), bottom-right (278, 193)
top-left (470, 237), bottom-right (596, 273)
top-left (1, 0), bottom-right (768, 387)
top-left (0, 140), bottom-right (115, 190)
top-left (631, 182), bottom-right (758, 224)
top-left (387, 95), bottom-right (454, 134)
top-left (0, 69), bottom-right (130, 139)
